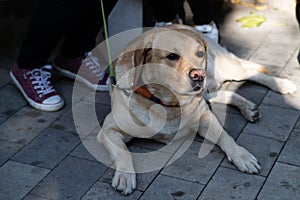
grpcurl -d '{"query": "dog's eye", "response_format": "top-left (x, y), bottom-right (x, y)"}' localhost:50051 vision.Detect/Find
top-left (196, 51), bottom-right (204, 58)
top-left (166, 53), bottom-right (180, 61)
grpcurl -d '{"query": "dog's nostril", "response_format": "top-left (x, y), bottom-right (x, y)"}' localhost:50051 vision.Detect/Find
top-left (189, 69), bottom-right (205, 81)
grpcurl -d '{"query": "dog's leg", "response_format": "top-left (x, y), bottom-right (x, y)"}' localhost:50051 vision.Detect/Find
top-left (205, 91), bottom-right (260, 122)
top-left (247, 70), bottom-right (296, 94)
top-left (98, 117), bottom-right (136, 195)
top-left (198, 110), bottom-right (261, 174)
top-left (235, 60), bottom-right (296, 94)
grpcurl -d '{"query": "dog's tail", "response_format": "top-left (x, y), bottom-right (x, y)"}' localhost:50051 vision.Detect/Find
top-left (239, 59), bottom-right (269, 74)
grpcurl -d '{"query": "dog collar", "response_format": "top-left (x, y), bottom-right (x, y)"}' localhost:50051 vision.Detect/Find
top-left (135, 86), bottom-right (180, 108)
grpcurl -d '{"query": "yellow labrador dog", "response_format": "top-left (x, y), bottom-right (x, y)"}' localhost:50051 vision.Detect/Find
top-left (98, 24), bottom-right (296, 194)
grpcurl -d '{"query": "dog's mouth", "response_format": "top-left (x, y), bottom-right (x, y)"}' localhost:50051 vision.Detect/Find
top-left (184, 84), bottom-right (204, 96)
top-left (191, 79), bottom-right (205, 93)
top-left (192, 83), bottom-right (203, 92)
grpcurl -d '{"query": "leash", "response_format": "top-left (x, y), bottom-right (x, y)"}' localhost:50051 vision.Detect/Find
top-left (99, 0), bottom-right (116, 85)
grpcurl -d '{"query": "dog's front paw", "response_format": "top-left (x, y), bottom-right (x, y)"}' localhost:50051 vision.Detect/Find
top-left (276, 79), bottom-right (297, 94)
top-left (112, 170), bottom-right (136, 195)
top-left (240, 101), bottom-right (260, 122)
top-left (227, 146), bottom-right (261, 174)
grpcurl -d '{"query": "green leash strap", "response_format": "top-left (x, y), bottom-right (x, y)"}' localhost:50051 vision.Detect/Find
top-left (100, 0), bottom-right (116, 85)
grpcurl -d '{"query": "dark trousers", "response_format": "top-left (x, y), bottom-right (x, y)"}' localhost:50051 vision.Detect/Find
top-left (148, 0), bottom-right (214, 25)
top-left (187, 0), bottom-right (215, 25)
top-left (18, 0), bottom-right (117, 69)
top-left (148, 0), bottom-right (181, 22)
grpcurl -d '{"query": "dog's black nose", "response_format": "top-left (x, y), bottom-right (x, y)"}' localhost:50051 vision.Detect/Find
top-left (189, 69), bottom-right (205, 82)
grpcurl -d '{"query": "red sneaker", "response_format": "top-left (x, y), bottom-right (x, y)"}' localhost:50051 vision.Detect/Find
top-left (10, 64), bottom-right (64, 111)
top-left (53, 53), bottom-right (110, 91)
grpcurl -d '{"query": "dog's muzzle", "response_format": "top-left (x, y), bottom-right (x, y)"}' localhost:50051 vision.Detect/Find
top-left (189, 69), bottom-right (206, 91)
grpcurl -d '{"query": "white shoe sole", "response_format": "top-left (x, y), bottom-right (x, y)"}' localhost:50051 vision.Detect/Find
top-left (10, 71), bottom-right (64, 112)
top-left (53, 65), bottom-right (109, 92)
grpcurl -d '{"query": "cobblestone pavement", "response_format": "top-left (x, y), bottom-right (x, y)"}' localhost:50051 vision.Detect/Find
top-left (0, 0), bottom-right (300, 199)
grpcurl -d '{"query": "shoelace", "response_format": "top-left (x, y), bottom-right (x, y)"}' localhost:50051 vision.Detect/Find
top-left (83, 52), bottom-right (103, 79)
top-left (27, 65), bottom-right (55, 98)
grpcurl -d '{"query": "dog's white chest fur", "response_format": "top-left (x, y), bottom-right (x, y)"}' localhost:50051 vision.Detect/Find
top-left (127, 94), bottom-right (205, 143)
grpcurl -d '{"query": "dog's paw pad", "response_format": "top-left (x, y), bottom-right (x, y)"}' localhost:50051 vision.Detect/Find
top-left (112, 170), bottom-right (136, 195)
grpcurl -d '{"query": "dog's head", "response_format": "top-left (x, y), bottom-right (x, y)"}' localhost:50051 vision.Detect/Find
top-left (114, 25), bottom-right (208, 106)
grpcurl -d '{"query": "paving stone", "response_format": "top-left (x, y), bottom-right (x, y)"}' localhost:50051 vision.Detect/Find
top-left (264, 30), bottom-right (300, 47)
top-left (23, 194), bottom-right (50, 200)
top-left (30, 156), bottom-right (108, 200)
top-left (198, 167), bottom-right (265, 200)
top-left (220, 10), bottom-right (269, 50)
top-left (70, 143), bottom-right (98, 162)
top-left (0, 84), bottom-right (26, 117)
top-left (50, 109), bottom-right (77, 134)
top-left (51, 102), bottom-right (111, 135)
top-left (100, 167), bottom-right (161, 192)
top-left (0, 68), bottom-right (11, 88)
top-left (0, 140), bottom-right (23, 166)
top-left (278, 130), bottom-right (300, 167)
top-left (140, 175), bottom-right (204, 200)
top-left (209, 110), bottom-right (247, 139)
top-left (128, 136), bottom-right (187, 154)
top-left (295, 118), bottom-right (300, 130)
top-left (129, 138), bottom-right (172, 151)
top-left (54, 78), bottom-right (90, 110)
top-left (225, 81), bottom-right (269, 105)
top-left (83, 91), bottom-right (111, 106)
top-left (262, 56), bottom-right (300, 110)
top-left (69, 101), bottom-right (111, 137)
top-left (221, 132), bottom-right (284, 176)
top-left (263, 58), bottom-right (300, 110)
top-left (95, 103), bottom-right (111, 124)
top-left (243, 104), bottom-right (299, 141)
top-left (82, 181), bottom-right (142, 200)
top-left (76, 130), bottom-right (113, 167)
top-left (0, 161), bottom-right (49, 200)
top-left (100, 145), bottom-right (171, 191)
top-left (12, 128), bottom-right (81, 169)
top-left (118, 143), bottom-right (170, 170)
top-left (250, 43), bottom-right (298, 68)
top-left (262, 90), bottom-right (300, 111)
top-left (258, 162), bottom-right (300, 200)
top-left (0, 115), bottom-right (6, 124)
top-left (0, 107), bottom-right (64, 144)
top-left (162, 141), bottom-right (224, 184)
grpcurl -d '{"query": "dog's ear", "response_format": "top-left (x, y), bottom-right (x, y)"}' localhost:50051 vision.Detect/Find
top-left (134, 47), bottom-right (152, 68)
top-left (113, 40), bottom-right (153, 89)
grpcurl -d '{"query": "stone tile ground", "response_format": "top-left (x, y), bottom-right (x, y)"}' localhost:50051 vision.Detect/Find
top-left (0, 0), bottom-right (300, 199)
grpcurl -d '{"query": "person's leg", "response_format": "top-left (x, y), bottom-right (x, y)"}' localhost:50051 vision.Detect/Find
top-left (11, 0), bottom-right (86, 111)
top-left (60, 0), bottom-right (118, 58)
top-left (187, 0), bottom-right (219, 42)
top-left (17, 0), bottom-right (70, 69)
top-left (148, 0), bottom-right (179, 24)
top-left (187, 0), bottom-right (215, 25)
top-left (53, 0), bottom-right (118, 92)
